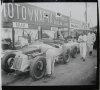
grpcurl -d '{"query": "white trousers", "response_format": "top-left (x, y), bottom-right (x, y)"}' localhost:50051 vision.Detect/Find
top-left (79, 43), bottom-right (87, 58)
top-left (87, 42), bottom-right (93, 52)
top-left (46, 49), bottom-right (56, 75)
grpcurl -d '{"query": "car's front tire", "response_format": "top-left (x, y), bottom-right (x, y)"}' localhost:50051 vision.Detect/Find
top-left (30, 56), bottom-right (46, 81)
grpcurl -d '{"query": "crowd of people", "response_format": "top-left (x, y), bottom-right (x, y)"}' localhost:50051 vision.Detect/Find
top-left (78, 31), bottom-right (96, 61)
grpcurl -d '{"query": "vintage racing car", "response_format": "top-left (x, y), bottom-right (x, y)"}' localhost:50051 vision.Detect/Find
top-left (1, 40), bottom-right (80, 81)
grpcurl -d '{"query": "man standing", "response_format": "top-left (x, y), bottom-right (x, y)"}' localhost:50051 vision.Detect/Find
top-left (54, 30), bottom-right (65, 40)
top-left (27, 33), bottom-right (31, 44)
top-left (40, 43), bottom-right (63, 82)
top-left (87, 31), bottom-right (96, 56)
top-left (78, 32), bottom-right (87, 61)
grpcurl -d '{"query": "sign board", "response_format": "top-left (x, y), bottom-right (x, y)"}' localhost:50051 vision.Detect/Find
top-left (70, 18), bottom-right (87, 29)
top-left (2, 3), bottom-right (69, 28)
top-left (70, 23), bottom-right (81, 29)
top-left (51, 27), bottom-right (58, 31)
top-left (13, 22), bottom-right (28, 28)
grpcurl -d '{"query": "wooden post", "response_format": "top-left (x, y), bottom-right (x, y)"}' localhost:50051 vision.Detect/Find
top-left (12, 27), bottom-right (15, 49)
top-left (68, 11), bottom-right (71, 37)
top-left (38, 26), bottom-right (42, 40)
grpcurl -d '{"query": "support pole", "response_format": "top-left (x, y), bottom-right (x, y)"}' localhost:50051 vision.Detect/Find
top-left (69, 11), bottom-right (72, 37)
top-left (38, 26), bottom-right (42, 40)
top-left (12, 27), bottom-right (15, 49)
top-left (85, 3), bottom-right (87, 29)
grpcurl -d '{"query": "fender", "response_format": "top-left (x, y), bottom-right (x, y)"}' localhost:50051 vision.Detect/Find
top-left (1, 50), bottom-right (20, 59)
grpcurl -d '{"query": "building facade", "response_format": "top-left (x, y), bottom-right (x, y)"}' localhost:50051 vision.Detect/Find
top-left (1, 3), bottom-right (87, 49)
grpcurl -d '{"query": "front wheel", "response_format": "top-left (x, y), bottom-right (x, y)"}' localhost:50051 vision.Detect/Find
top-left (2, 52), bottom-right (16, 73)
top-left (30, 56), bottom-right (46, 81)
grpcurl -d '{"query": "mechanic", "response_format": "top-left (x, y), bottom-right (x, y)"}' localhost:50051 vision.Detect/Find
top-left (87, 31), bottom-right (96, 56)
top-left (78, 32), bottom-right (87, 61)
top-left (45, 49), bottom-right (56, 78)
top-left (45, 46), bottom-right (65, 82)
top-left (39, 43), bottom-right (63, 81)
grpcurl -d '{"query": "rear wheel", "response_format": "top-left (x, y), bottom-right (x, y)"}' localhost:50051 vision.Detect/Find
top-left (30, 56), bottom-right (46, 81)
top-left (77, 47), bottom-right (80, 54)
top-left (70, 46), bottom-right (77, 58)
top-left (63, 49), bottom-right (70, 64)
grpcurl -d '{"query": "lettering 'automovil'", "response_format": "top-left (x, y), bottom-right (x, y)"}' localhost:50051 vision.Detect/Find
top-left (2, 3), bottom-right (69, 27)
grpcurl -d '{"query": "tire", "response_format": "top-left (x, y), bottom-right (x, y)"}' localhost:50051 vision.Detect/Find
top-left (30, 56), bottom-right (46, 81)
top-left (2, 52), bottom-right (16, 73)
top-left (77, 48), bottom-right (80, 54)
top-left (70, 46), bottom-right (77, 58)
top-left (63, 49), bottom-right (70, 64)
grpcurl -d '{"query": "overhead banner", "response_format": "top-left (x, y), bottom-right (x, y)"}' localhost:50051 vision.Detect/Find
top-left (2, 3), bottom-right (69, 28)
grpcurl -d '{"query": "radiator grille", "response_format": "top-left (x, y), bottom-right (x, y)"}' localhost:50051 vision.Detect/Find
top-left (13, 57), bottom-right (22, 70)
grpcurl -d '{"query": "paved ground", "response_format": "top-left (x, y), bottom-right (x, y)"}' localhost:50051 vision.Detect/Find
top-left (1, 50), bottom-right (97, 86)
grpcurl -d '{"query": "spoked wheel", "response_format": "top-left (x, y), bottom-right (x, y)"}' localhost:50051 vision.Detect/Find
top-left (2, 52), bottom-right (16, 73)
top-left (63, 49), bottom-right (70, 64)
top-left (30, 56), bottom-right (46, 81)
top-left (34, 60), bottom-right (44, 78)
